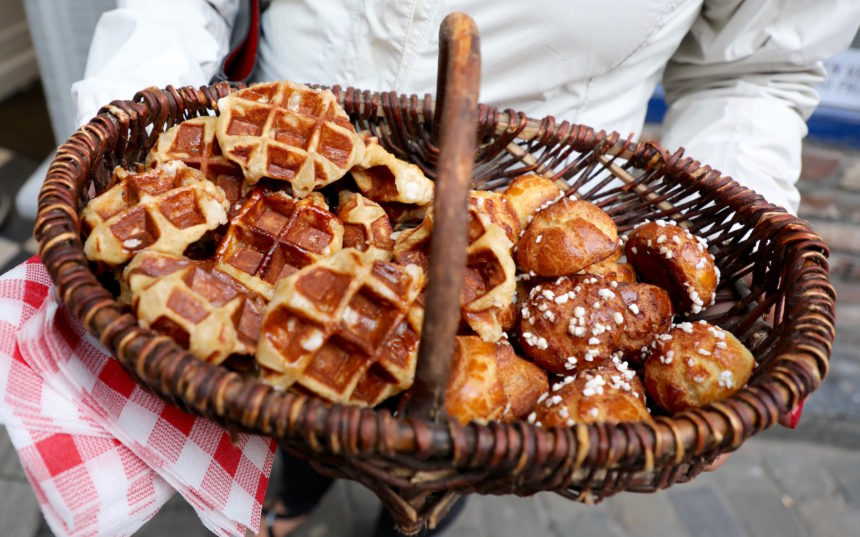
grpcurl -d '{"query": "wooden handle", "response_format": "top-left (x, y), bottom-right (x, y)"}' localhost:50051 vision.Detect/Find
top-left (405, 13), bottom-right (481, 421)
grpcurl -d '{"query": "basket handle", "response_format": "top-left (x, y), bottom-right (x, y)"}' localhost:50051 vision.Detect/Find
top-left (404, 12), bottom-right (481, 422)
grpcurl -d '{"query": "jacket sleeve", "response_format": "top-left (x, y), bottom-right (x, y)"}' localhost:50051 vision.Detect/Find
top-left (660, 0), bottom-right (860, 213)
top-left (71, 0), bottom-right (240, 127)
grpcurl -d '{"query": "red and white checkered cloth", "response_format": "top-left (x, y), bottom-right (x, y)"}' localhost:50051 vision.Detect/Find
top-left (0, 257), bottom-right (276, 537)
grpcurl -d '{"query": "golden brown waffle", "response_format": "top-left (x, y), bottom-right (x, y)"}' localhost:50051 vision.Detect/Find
top-left (215, 81), bottom-right (365, 198)
top-left (215, 188), bottom-right (343, 298)
top-left (337, 191), bottom-right (394, 261)
top-left (146, 116), bottom-right (247, 207)
top-left (124, 251), bottom-right (266, 364)
top-left (256, 248), bottom-right (425, 406)
top-left (394, 191), bottom-right (518, 342)
top-left (82, 161), bottom-right (229, 266)
top-left (351, 136), bottom-right (434, 205)
top-left (467, 190), bottom-right (520, 243)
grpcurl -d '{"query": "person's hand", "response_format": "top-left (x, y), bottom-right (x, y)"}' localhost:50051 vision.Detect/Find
top-left (704, 453), bottom-right (731, 471)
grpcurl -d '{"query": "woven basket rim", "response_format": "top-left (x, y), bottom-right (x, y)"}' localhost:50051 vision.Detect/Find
top-left (34, 82), bottom-right (835, 490)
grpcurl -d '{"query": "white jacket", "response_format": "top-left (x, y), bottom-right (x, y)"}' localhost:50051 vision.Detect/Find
top-left (71, 0), bottom-right (860, 213)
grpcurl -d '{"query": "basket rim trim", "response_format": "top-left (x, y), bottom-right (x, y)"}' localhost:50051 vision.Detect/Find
top-left (34, 82), bottom-right (835, 476)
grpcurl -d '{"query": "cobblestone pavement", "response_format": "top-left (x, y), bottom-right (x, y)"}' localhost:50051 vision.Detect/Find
top-left (0, 105), bottom-right (858, 536)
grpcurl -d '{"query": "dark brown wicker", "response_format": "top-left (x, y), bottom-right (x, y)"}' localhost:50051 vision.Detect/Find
top-left (35, 13), bottom-right (834, 535)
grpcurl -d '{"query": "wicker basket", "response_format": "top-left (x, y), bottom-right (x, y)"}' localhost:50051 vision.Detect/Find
top-left (35, 13), bottom-right (834, 534)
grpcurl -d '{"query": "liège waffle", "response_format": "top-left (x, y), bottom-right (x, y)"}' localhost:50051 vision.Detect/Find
top-left (124, 251), bottom-right (266, 364)
top-left (146, 116), bottom-right (247, 207)
top-left (351, 135), bottom-right (434, 205)
top-left (256, 248), bottom-right (425, 407)
top-left (215, 188), bottom-right (343, 298)
top-left (337, 191), bottom-right (394, 261)
top-left (215, 81), bottom-right (366, 197)
top-left (82, 161), bottom-right (229, 266)
top-left (394, 191), bottom-right (519, 342)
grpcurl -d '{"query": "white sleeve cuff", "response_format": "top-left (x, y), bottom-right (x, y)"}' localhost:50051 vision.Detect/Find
top-left (660, 95), bottom-right (807, 214)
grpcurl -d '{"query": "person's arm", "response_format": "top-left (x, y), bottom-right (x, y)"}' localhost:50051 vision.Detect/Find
top-left (660, 0), bottom-right (860, 213)
top-left (71, 0), bottom-right (240, 127)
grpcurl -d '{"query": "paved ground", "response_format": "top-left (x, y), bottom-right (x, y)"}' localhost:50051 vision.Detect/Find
top-left (0, 82), bottom-right (858, 536)
top-left (5, 424), bottom-right (858, 537)
top-left (251, 424), bottom-right (860, 537)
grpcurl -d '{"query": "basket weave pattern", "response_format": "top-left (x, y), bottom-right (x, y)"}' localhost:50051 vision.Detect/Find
top-left (35, 80), bottom-right (835, 525)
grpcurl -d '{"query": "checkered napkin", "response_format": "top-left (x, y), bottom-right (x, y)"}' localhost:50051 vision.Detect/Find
top-left (0, 257), bottom-right (276, 536)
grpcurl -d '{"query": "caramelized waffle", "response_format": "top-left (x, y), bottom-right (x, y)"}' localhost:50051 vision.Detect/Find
top-left (379, 201), bottom-right (429, 229)
top-left (394, 191), bottom-right (518, 342)
top-left (351, 136), bottom-right (434, 205)
top-left (146, 116), bottom-right (247, 208)
top-left (215, 188), bottom-right (343, 298)
top-left (337, 191), bottom-right (394, 261)
top-left (256, 248), bottom-right (425, 406)
top-left (215, 81), bottom-right (366, 197)
top-left (82, 161), bottom-right (229, 266)
top-left (124, 251), bottom-right (266, 364)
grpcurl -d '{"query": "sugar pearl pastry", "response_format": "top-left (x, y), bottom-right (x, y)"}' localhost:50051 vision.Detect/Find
top-left (445, 337), bottom-right (548, 425)
top-left (644, 321), bottom-right (754, 412)
top-left (518, 274), bottom-right (626, 375)
top-left (624, 220), bottom-right (719, 314)
top-left (581, 246), bottom-right (637, 284)
top-left (616, 283), bottom-right (674, 365)
top-left (517, 199), bottom-right (618, 277)
top-left (503, 174), bottom-right (563, 228)
top-left (531, 360), bottom-right (651, 427)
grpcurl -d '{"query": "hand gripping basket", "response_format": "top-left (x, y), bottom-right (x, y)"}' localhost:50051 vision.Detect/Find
top-left (35, 13), bottom-right (835, 534)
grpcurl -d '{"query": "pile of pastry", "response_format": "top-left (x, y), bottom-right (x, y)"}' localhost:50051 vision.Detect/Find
top-left (80, 80), bottom-right (754, 427)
